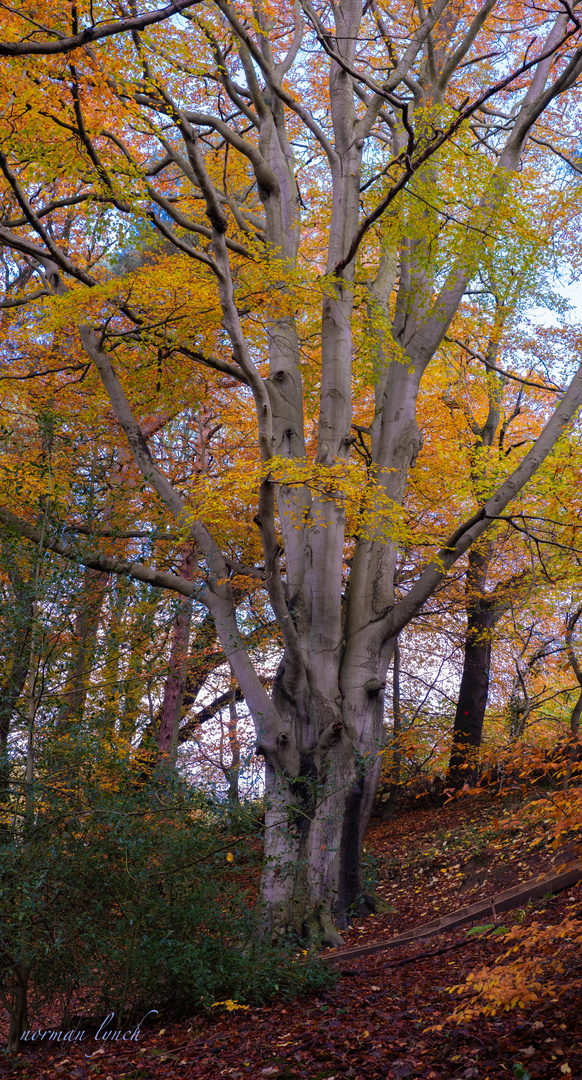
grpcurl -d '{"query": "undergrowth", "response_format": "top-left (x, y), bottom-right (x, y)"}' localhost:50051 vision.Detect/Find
top-left (0, 733), bottom-right (333, 1051)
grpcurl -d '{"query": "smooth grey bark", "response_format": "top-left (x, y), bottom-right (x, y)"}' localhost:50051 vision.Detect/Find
top-left (1, 0), bottom-right (582, 945)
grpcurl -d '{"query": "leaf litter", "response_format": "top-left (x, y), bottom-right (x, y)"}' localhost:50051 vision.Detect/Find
top-left (3, 792), bottom-right (581, 1080)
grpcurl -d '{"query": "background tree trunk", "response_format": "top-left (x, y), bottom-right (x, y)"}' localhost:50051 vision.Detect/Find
top-left (383, 639), bottom-right (402, 817)
top-left (0, 543), bottom-right (34, 801)
top-left (448, 563), bottom-right (495, 787)
top-left (60, 567), bottom-right (108, 725)
top-left (157, 547), bottom-right (195, 763)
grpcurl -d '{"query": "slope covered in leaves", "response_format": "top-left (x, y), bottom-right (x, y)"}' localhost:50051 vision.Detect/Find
top-left (3, 791), bottom-right (582, 1080)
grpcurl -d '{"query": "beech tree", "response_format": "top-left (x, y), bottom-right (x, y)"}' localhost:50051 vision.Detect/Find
top-left (1, 0), bottom-right (582, 944)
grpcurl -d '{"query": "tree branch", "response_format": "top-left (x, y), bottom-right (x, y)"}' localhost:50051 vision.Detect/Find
top-left (0, 0), bottom-right (203, 56)
top-left (385, 359), bottom-right (582, 640)
top-left (445, 336), bottom-right (564, 392)
top-left (0, 506), bottom-right (201, 599)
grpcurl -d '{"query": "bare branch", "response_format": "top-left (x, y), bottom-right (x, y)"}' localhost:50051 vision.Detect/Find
top-left (445, 336), bottom-right (565, 393)
top-left (0, 0), bottom-right (203, 57)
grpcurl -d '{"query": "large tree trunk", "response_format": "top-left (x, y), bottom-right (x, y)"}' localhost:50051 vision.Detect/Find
top-left (259, 679), bottom-right (388, 945)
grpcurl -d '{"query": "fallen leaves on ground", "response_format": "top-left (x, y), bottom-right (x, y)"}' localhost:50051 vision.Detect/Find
top-left (3, 792), bottom-right (582, 1080)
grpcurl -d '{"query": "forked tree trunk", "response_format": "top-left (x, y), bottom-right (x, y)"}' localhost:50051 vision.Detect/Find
top-left (445, 291), bottom-right (528, 787)
top-left (258, 656), bottom-right (390, 945)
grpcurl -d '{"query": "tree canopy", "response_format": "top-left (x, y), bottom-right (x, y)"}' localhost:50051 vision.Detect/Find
top-left (1, 0), bottom-right (582, 946)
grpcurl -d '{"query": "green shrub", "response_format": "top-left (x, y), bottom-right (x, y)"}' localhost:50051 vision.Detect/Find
top-left (0, 734), bottom-right (333, 1050)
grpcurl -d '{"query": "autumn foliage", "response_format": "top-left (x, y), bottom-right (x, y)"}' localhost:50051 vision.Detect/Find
top-left (1, 0), bottom-right (582, 1059)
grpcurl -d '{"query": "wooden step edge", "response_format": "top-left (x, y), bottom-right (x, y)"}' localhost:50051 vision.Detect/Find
top-left (321, 861), bottom-right (582, 967)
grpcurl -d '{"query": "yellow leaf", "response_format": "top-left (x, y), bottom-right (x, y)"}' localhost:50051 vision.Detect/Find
top-left (211, 999), bottom-right (249, 1011)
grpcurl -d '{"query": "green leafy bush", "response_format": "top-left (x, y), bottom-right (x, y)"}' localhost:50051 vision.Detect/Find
top-left (0, 733), bottom-right (333, 1050)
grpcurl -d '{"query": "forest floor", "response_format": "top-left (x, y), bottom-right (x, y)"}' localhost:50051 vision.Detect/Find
top-left (3, 788), bottom-right (582, 1080)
